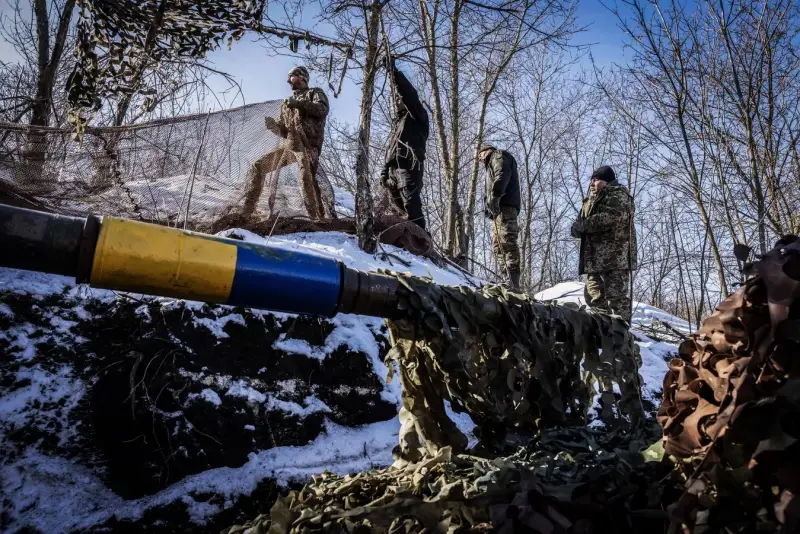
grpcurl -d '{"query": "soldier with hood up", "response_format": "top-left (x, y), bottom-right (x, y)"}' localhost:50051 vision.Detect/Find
top-left (479, 144), bottom-right (522, 291)
top-left (571, 165), bottom-right (638, 323)
top-left (242, 65), bottom-right (330, 219)
top-left (379, 56), bottom-right (430, 230)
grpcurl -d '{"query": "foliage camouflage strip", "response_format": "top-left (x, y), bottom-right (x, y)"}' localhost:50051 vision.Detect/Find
top-left (69, 0), bottom-right (267, 131)
top-left (383, 272), bottom-right (645, 461)
top-left (658, 235), bottom-right (800, 533)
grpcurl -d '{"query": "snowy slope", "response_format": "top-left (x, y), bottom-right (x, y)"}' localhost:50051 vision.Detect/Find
top-left (0, 230), bottom-right (684, 533)
top-left (535, 282), bottom-right (685, 405)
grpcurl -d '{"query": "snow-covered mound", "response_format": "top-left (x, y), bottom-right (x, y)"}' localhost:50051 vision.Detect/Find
top-left (1, 237), bottom-right (684, 533)
top-left (535, 282), bottom-right (686, 406)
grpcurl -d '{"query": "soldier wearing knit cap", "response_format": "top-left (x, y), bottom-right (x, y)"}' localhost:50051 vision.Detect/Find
top-left (242, 65), bottom-right (330, 219)
top-left (571, 165), bottom-right (643, 425)
top-left (571, 165), bottom-right (638, 322)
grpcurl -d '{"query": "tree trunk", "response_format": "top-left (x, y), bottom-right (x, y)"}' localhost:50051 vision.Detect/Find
top-left (463, 89), bottom-right (490, 268)
top-left (18, 0), bottom-right (76, 191)
top-left (354, 0), bottom-right (382, 253)
top-left (443, 0), bottom-right (462, 260)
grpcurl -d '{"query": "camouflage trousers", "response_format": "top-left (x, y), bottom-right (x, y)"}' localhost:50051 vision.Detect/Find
top-left (584, 270), bottom-right (632, 323)
top-left (241, 146), bottom-right (325, 219)
top-left (491, 206), bottom-right (521, 280)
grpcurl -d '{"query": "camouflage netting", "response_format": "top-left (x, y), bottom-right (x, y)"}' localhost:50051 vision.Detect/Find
top-left (383, 275), bottom-right (645, 461)
top-left (223, 236), bottom-right (800, 534)
top-left (0, 102), bottom-right (337, 225)
top-left (659, 235), bottom-right (800, 533)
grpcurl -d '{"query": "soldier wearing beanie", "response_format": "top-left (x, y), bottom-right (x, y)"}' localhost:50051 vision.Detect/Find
top-left (479, 144), bottom-right (522, 291)
top-left (571, 165), bottom-right (642, 425)
top-left (570, 165), bottom-right (638, 322)
top-left (242, 65), bottom-right (330, 219)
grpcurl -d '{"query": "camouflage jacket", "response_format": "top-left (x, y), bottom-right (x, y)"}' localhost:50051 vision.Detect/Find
top-left (275, 87), bottom-right (329, 153)
top-left (484, 149), bottom-right (521, 216)
top-left (578, 181), bottom-right (638, 274)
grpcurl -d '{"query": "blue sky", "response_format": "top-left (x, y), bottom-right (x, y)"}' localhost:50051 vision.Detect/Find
top-left (205, 0), bottom-right (630, 124)
top-left (0, 0), bottom-right (630, 125)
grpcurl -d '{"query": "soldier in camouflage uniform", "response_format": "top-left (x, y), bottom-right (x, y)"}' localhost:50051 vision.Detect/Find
top-left (571, 165), bottom-right (637, 322)
top-left (242, 66), bottom-right (330, 219)
top-left (480, 145), bottom-right (521, 291)
top-left (571, 165), bottom-right (643, 424)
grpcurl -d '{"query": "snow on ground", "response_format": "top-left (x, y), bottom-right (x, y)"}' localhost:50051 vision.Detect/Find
top-left (2, 419), bottom-right (401, 533)
top-left (0, 229), bottom-right (688, 532)
top-left (332, 186), bottom-right (356, 217)
top-left (535, 281), bottom-right (686, 403)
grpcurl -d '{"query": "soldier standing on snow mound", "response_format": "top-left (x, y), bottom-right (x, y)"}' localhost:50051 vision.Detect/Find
top-left (479, 144), bottom-right (522, 291)
top-left (571, 165), bottom-right (638, 323)
top-left (379, 56), bottom-right (430, 230)
top-left (242, 66), bottom-right (330, 219)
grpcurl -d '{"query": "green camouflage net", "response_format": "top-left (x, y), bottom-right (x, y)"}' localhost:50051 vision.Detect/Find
top-left (222, 424), bottom-right (669, 534)
top-left (222, 238), bottom-right (800, 533)
top-left (383, 273), bottom-right (645, 462)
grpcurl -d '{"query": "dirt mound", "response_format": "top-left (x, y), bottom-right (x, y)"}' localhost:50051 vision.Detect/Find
top-left (0, 287), bottom-right (397, 533)
top-left (207, 213), bottom-right (435, 258)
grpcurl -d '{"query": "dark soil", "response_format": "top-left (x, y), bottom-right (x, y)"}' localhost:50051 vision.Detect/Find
top-left (1, 287), bottom-right (397, 532)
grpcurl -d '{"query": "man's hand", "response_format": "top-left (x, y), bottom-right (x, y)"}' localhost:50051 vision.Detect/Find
top-left (380, 166), bottom-right (394, 189)
top-left (284, 96), bottom-right (300, 109)
top-left (570, 219), bottom-right (584, 238)
top-left (381, 53), bottom-right (396, 71)
top-left (264, 117), bottom-right (281, 135)
top-left (486, 198), bottom-right (501, 219)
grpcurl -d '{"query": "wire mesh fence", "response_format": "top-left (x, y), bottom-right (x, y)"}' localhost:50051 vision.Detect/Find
top-left (0, 101), bottom-right (337, 229)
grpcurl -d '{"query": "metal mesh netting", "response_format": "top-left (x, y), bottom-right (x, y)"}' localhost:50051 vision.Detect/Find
top-left (0, 101), bottom-right (337, 227)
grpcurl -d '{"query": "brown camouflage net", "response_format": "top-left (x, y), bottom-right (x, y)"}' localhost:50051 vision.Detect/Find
top-left (0, 102), bottom-right (337, 226)
top-left (658, 235), bottom-right (800, 533)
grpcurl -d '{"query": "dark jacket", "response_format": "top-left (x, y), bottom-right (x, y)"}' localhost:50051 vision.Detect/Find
top-left (577, 181), bottom-right (638, 275)
top-left (484, 149), bottom-right (521, 215)
top-left (384, 66), bottom-right (429, 171)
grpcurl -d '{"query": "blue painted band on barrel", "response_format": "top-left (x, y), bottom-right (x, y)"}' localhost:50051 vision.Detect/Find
top-left (228, 243), bottom-right (343, 316)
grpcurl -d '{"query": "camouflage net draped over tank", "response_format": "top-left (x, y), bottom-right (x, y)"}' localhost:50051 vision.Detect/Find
top-left (223, 237), bottom-right (800, 533)
top-left (382, 274), bottom-right (644, 462)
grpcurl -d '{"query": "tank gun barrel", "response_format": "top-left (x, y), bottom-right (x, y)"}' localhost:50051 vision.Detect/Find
top-left (0, 203), bottom-right (405, 318)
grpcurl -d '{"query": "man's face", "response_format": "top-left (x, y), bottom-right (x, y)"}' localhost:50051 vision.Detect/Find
top-left (288, 75), bottom-right (307, 90)
top-left (479, 149), bottom-right (492, 164)
top-left (590, 177), bottom-right (607, 195)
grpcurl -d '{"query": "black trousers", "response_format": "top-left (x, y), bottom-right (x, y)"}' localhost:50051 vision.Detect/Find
top-left (387, 166), bottom-right (426, 230)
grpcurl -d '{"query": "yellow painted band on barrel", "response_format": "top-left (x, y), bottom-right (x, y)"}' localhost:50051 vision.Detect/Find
top-left (90, 217), bottom-right (237, 302)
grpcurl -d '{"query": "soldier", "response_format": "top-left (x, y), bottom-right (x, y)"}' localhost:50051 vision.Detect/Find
top-left (571, 165), bottom-right (642, 426)
top-left (379, 56), bottom-right (430, 230)
top-left (570, 165), bottom-right (637, 323)
top-left (242, 66), bottom-right (330, 219)
top-left (479, 145), bottom-right (521, 290)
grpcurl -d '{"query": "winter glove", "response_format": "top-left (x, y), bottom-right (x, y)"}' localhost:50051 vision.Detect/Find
top-left (570, 219), bottom-right (584, 238)
top-left (264, 117), bottom-right (281, 135)
top-left (380, 166), bottom-right (394, 189)
top-left (485, 198), bottom-right (501, 219)
top-left (381, 53), bottom-right (397, 71)
top-left (284, 96), bottom-right (300, 109)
